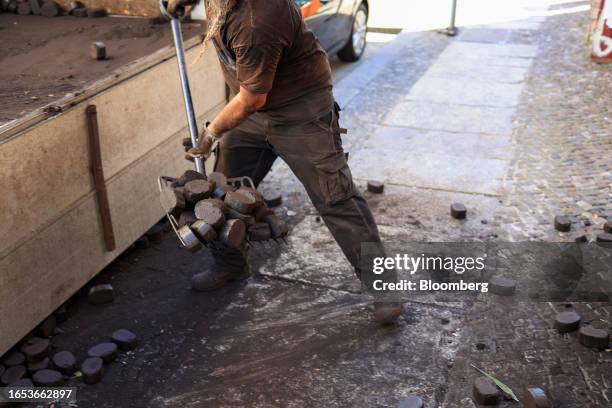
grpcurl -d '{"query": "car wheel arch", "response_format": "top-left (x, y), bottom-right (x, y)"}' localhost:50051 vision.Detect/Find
top-left (337, 0), bottom-right (368, 62)
top-left (360, 0), bottom-right (369, 13)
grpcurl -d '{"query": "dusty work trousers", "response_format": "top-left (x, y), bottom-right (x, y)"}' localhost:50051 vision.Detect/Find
top-left (212, 103), bottom-right (382, 283)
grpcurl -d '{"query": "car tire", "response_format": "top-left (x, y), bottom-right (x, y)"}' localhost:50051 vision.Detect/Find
top-left (337, 2), bottom-right (368, 62)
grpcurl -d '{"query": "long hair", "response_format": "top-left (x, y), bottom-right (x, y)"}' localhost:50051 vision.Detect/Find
top-left (194, 0), bottom-right (238, 63)
top-left (203, 0), bottom-right (238, 44)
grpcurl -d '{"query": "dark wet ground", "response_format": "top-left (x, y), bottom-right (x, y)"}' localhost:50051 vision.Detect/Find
top-left (42, 226), bottom-right (464, 408)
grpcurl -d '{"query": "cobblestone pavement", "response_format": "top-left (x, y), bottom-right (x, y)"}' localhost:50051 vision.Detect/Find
top-left (442, 9), bottom-right (612, 408)
top-left (444, 299), bottom-right (612, 407)
top-left (13, 3), bottom-right (611, 408)
top-left (494, 10), bottom-right (612, 242)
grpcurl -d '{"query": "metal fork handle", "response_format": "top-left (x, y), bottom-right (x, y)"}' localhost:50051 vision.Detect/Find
top-left (160, 0), bottom-right (205, 175)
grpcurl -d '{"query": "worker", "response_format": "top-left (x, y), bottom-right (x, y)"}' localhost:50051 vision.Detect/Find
top-left (167, 0), bottom-right (401, 324)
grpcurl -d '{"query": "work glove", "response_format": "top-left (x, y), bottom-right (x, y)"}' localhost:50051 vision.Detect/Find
top-left (167, 0), bottom-right (198, 18)
top-left (185, 124), bottom-right (222, 162)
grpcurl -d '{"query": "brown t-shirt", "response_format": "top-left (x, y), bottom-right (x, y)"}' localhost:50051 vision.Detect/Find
top-left (212, 0), bottom-right (334, 125)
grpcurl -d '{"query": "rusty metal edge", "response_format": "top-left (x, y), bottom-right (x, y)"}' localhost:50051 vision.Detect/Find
top-left (86, 105), bottom-right (117, 252)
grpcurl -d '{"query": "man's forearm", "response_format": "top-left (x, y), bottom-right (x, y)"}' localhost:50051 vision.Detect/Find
top-left (190, 89), bottom-right (265, 155)
top-left (207, 93), bottom-right (259, 135)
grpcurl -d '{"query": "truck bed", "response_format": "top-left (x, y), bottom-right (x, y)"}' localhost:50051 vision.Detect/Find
top-left (0, 13), bottom-right (203, 125)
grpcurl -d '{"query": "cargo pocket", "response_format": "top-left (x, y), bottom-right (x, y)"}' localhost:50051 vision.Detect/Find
top-left (315, 151), bottom-right (356, 207)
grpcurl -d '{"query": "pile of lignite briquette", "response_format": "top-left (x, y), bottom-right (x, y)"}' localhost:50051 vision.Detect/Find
top-left (161, 170), bottom-right (288, 252)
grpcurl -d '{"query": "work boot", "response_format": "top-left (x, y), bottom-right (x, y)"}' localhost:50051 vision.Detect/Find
top-left (191, 265), bottom-right (251, 292)
top-left (373, 302), bottom-right (403, 325)
top-left (227, 263), bottom-right (251, 282)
